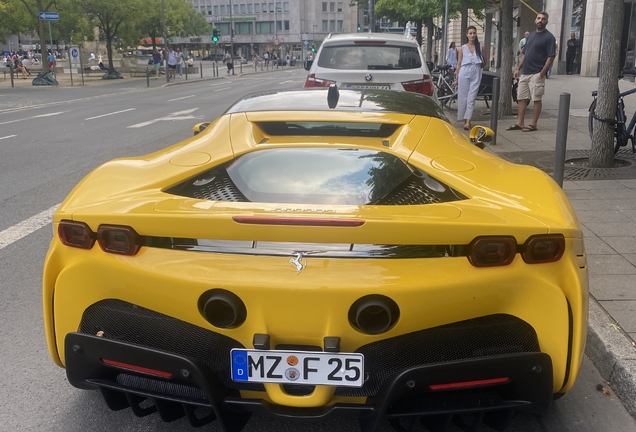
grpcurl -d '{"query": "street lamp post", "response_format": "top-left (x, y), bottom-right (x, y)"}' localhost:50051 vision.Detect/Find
top-left (229, 0), bottom-right (234, 75)
top-left (162, 0), bottom-right (169, 82)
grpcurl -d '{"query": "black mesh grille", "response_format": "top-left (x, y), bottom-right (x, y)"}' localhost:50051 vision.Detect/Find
top-left (78, 300), bottom-right (264, 392)
top-left (185, 172), bottom-right (248, 202)
top-left (116, 373), bottom-right (207, 400)
top-left (335, 314), bottom-right (539, 397)
top-left (376, 178), bottom-right (442, 205)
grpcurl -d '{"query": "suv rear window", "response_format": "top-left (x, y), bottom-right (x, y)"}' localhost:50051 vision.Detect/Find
top-left (317, 45), bottom-right (422, 70)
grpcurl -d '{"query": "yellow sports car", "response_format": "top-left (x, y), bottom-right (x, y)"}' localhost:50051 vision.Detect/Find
top-left (43, 88), bottom-right (588, 432)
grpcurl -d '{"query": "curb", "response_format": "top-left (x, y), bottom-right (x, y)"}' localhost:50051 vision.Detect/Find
top-left (586, 296), bottom-right (636, 420)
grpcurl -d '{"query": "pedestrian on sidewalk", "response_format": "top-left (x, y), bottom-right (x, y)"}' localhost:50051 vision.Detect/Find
top-left (446, 42), bottom-right (457, 71)
top-left (507, 11), bottom-right (556, 133)
top-left (566, 33), bottom-right (579, 75)
top-left (226, 52), bottom-right (233, 74)
top-left (176, 48), bottom-right (184, 78)
top-left (453, 26), bottom-right (484, 130)
top-left (152, 49), bottom-right (162, 79)
top-left (166, 47), bottom-right (177, 81)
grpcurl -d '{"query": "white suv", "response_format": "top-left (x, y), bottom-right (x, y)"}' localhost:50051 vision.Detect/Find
top-left (304, 33), bottom-right (434, 98)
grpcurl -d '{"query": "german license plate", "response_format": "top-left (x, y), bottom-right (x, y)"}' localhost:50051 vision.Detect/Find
top-left (230, 349), bottom-right (364, 387)
top-left (345, 84), bottom-right (390, 90)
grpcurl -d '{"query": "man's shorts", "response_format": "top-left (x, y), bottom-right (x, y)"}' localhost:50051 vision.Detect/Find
top-left (154, 63), bottom-right (161, 69)
top-left (517, 72), bottom-right (545, 102)
top-left (168, 64), bottom-right (176, 70)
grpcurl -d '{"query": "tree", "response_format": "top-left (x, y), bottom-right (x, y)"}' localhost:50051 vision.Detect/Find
top-left (136, 0), bottom-right (208, 51)
top-left (74, 0), bottom-right (140, 77)
top-left (590, 0), bottom-right (623, 167)
top-left (497, 0), bottom-right (514, 117)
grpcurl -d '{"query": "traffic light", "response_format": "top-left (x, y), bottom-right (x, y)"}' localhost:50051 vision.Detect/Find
top-left (357, 24), bottom-right (361, 32)
top-left (311, 44), bottom-right (316, 52)
top-left (212, 28), bottom-right (219, 43)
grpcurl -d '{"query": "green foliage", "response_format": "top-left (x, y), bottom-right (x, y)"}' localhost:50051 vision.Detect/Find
top-left (135, 0), bottom-right (209, 48)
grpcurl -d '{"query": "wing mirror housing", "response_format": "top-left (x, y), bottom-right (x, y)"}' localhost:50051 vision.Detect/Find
top-left (304, 60), bottom-right (313, 71)
top-left (192, 122), bottom-right (211, 136)
top-left (469, 126), bottom-right (495, 149)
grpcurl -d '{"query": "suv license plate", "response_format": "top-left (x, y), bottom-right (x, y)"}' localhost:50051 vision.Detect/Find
top-left (345, 84), bottom-right (390, 90)
top-left (230, 349), bottom-right (364, 387)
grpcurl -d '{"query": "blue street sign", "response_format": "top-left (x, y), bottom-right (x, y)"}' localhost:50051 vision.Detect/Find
top-left (71, 48), bottom-right (79, 58)
top-left (38, 11), bottom-right (59, 21)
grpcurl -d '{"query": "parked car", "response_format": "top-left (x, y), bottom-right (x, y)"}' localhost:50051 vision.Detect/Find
top-left (304, 33), bottom-right (434, 98)
top-left (44, 87), bottom-right (588, 432)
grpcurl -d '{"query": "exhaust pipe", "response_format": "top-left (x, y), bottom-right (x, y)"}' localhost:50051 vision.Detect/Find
top-left (348, 295), bottom-right (399, 335)
top-left (198, 289), bottom-right (247, 328)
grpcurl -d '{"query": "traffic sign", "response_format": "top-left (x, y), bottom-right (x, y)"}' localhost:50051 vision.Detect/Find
top-left (71, 48), bottom-right (79, 58)
top-left (38, 11), bottom-right (59, 20)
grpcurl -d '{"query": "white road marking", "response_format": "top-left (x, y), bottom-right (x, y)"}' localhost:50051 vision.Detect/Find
top-left (0, 135), bottom-right (17, 141)
top-left (278, 80), bottom-right (295, 84)
top-left (127, 108), bottom-right (200, 128)
top-left (213, 87), bottom-right (231, 92)
top-left (168, 95), bottom-right (196, 102)
top-left (85, 108), bottom-right (136, 120)
top-left (0, 204), bottom-right (59, 251)
top-left (0, 111), bottom-right (65, 126)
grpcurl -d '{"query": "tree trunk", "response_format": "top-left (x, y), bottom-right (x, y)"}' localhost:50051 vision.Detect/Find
top-left (498, 0), bottom-right (514, 117)
top-left (460, 0), bottom-right (468, 42)
top-left (106, 32), bottom-right (115, 72)
top-left (425, 16), bottom-right (434, 62)
top-left (38, 19), bottom-right (49, 73)
top-left (589, 0), bottom-right (623, 167)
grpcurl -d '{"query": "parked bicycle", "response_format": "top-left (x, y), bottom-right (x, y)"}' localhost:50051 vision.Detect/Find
top-left (432, 64), bottom-right (457, 110)
top-left (588, 78), bottom-right (636, 154)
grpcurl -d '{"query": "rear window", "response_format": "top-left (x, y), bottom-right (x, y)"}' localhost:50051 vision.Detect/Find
top-left (257, 122), bottom-right (399, 137)
top-left (317, 45), bottom-right (422, 70)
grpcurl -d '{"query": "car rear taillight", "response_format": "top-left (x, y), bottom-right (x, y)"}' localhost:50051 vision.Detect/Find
top-left (97, 225), bottom-right (140, 256)
top-left (58, 220), bottom-right (95, 249)
top-left (102, 359), bottom-right (173, 378)
top-left (522, 235), bottom-right (565, 264)
top-left (401, 76), bottom-right (435, 97)
top-left (469, 236), bottom-right (517, 267)
top-left (304, 74), bottom-right (336, 88)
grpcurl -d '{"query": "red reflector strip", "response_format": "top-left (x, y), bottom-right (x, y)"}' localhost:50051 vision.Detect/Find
top-left (101, 359), bottom-right (173, 379)
top-left (232, 216), bottom-right (365, 227)
top-left (429, 377), bottom-right (510, 391)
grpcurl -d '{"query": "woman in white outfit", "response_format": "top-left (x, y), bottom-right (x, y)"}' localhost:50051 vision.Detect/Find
top-left (445, 42), bottom-right (457, 70)
top-left (453, 26), bottom-right (484, 130)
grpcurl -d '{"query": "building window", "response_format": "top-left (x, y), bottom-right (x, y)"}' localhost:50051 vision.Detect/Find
top-left (330, 20), bottom-right (335, 31)
top-left (240, 4), bottom-right (246, 14)
top-left (337, 2), bottom-right (342, 12)
top-left (330, 2), bottom-right (335, 12)
top-left (220, 5), bottom-right (225, 14)
top-left (262, 3), bottom-right (267, 12)
top-left (322, 20), bottom-right (328, 31)
top-left (256, 21), bottom-right (274, 33)
top-left (322, 2), bottom-right (327, 12)
top-left (255, 3), bottom-right (260, 12)
top-left (235, 22), bottom-right (253, 34)
top-left (214, 5), bottom-right (219, 14)
top-left (276, 20), bottom-right (282, 31)
top-left (284, 20), bottom-right (289, 30)
top-left (337, 20), bottom-right (343, 31)
top-left (234, 4), bottom-right (239, 14)
top-left (217, 23), bottom-right (230, 34)
top-left (269, 2), bottom-right (274, 12)
top-left (283, 2), bottom-right (289, 12)
top-left (248, 4), bottom-right (253, 13)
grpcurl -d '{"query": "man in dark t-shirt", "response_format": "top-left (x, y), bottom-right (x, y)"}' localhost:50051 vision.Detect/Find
top-left (506, 12), bottom-right (556, 133)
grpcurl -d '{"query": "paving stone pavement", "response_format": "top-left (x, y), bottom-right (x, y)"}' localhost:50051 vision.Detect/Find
top-left (3, 64), bottom-right (636, 420)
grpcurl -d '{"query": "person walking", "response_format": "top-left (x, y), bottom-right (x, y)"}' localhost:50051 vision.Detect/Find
top-left (507, 11), bottom-right (556, 132)
top-left (175, 48), bottom-right (184, 78)
top-left (152, 49), bottom-right (162, 79)
top-left (453, 26), bottom-right (484, 130)
top-left (566, 32), bottom-right (579, 75)
top-left (445, 42), bottom-right (457, 71)
top-left (225, 51), bottom-right (233, 74)
top-left (166, 47), bottom-right (177, 81)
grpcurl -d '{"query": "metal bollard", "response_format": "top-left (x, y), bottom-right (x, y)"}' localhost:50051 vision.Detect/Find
top-left (185, 64), bottom-right (188, 80)
top-left (240, 62), bottom-right (242, 74)
top-left (490, 77), bottom-right (500, 146)
top-left (553, 93), bottom-right (571, 188)
top-left (9, 63), bottom-right (14, 88)
top-left (146, 67), bottom-right (150, 87)
top-left (200, 62), bottom-right (203, 78)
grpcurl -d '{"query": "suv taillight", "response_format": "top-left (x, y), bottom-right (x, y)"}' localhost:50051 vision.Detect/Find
top-left (402, 75), bottom-right (435, 97)
top-left (304, 74), bottom-right (336, 88)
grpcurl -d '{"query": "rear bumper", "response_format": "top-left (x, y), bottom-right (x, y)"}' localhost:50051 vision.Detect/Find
top-left (65, 332), bottom-right (553, 432)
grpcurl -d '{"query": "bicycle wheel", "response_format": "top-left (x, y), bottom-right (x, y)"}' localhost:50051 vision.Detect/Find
top-left (588, 99), bottom-right (624, 154)
top-left (437, 79), bottom-right (457, 111)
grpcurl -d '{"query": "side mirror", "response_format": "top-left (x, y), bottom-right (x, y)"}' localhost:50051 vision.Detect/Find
top-left (304, 60), bottom-right (313, 71)
top-left (192, 122), bottom-right (210, 136)
top-left (469, 126), bottom-right (494, 149)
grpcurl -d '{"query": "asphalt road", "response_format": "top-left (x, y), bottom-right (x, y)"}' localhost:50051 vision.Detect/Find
top-left (1, 70), bottom-right (635, 432)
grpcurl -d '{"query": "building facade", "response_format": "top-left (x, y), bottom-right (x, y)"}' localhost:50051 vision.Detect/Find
top-left (181, 0), bottom-right (359, 60)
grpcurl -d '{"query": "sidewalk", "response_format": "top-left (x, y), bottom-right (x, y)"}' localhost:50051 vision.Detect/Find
top-left (2, 66), bottom-right (636, 419)
top-left (470, 73), bottom-right (636, 419)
